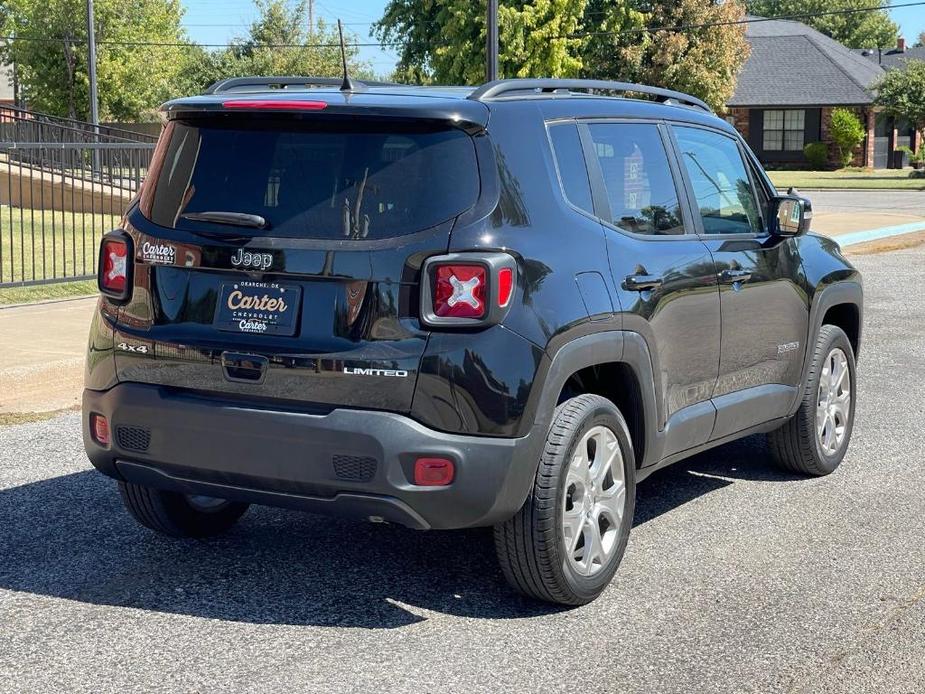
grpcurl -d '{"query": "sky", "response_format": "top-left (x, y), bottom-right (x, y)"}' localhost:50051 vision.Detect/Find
top-left (181, 0), bottom-right (925, 78)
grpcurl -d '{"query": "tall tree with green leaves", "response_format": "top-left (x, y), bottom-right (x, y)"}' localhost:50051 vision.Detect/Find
top-left (375, 0), bottom-right (589, 84)
top-left (374, 0), bottom-right (750, 111)
top-left (745, 0), bottom-right (899, 48)
top-left (1, 0), bottom-right (189, 120)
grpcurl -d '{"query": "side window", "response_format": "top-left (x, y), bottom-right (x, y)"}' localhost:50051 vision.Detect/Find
top-left (674, 126), bottom-right (762, 235)
top-left (586, 123), bottom-right (684, 236)
top-left (548, 123), bottom-right (594, 214)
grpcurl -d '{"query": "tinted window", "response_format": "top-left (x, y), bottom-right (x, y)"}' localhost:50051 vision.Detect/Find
top-left (548, 123), bottom-right (593, 214)
top-left (674, 126), bottom-right (762, 235)
top-left (586, 122), bottom-right (684, 236)
top-left (140, 120), bottom-right (480, 239)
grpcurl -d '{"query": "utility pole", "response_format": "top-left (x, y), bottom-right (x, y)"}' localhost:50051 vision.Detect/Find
top-left (308, 0), bottom-right (314, 37)
top-left (86, 0), bottom-right (100, 174)
top-left (486, 0), bottom-right (498, 82)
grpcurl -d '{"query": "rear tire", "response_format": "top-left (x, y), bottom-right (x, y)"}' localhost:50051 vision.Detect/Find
top-left (769, 324), bottom-right (856, 476)
top-left (494, 394), bottom-right (635, 605)
top-left (119, 482), bottom-right (249, 538)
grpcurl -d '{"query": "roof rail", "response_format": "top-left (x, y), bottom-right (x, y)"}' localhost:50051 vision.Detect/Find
top-left (467, 79), bottom-right (712, 113)
top-left (205, 76), bottom-right (401, 95)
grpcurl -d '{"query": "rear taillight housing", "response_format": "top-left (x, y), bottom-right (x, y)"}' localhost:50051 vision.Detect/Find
top-left (98, 231), bottom-right (132, 302)
top-left (421, 252), bottom-right (517, 327)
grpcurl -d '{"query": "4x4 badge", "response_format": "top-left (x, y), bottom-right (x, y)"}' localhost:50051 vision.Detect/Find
top-left (231, 248), bottom-right (273, 271)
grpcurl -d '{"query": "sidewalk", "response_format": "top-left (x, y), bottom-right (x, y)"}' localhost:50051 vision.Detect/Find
top-left (0, 297), bottom-right (96, 415)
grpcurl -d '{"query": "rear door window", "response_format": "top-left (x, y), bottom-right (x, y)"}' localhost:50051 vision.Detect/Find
top-left (141, 120), bottom-right (480, 239)
top-left (585, 122), bottom-right (685, 236)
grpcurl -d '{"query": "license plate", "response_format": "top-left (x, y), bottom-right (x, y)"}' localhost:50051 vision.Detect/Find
top-left (215, 281), bottom-right (301, 336)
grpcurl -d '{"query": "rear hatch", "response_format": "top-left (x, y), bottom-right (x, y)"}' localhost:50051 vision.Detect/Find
top-left (111, 99), bottom-right (489, 412)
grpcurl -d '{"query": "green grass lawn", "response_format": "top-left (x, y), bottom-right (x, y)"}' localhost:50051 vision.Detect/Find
top-left (0, 206), bottom-right (119, 304)
top-left (767, 168), bottom-right (925, 191)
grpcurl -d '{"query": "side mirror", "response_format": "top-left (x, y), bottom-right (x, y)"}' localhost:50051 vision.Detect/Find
top-left (769, 193), bottom-right (812, 236)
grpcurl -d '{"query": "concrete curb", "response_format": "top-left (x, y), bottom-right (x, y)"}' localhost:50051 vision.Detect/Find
top-left (835, 222), bottom-right (925, 247)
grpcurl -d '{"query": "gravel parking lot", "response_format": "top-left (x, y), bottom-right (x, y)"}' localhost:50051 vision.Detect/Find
top-left (1, 246), bottom-right (923, 694)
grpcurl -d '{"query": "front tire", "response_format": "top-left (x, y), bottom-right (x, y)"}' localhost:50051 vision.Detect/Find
top-left (119, 482), bottom-right (250, 538)
top-left (494, 394), bottom-right (636, 605)
top-left (769, 324), bottom-right (856, 476)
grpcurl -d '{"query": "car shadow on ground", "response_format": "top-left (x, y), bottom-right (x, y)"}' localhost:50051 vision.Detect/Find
top-left (0, 435), bottom-right (804, 627)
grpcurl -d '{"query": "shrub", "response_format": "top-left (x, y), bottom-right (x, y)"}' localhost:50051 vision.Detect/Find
top-left (803, 141), bottom-right (829, 169)
top-left (829, 108), bottom-right (866, 168)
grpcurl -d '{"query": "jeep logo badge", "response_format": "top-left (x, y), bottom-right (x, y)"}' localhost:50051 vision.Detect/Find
top-left (231, 248), bottom-right (274, 271)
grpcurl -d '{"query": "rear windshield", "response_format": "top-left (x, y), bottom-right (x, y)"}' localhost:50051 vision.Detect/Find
top-left (140, 119), bottom-right (480, 239)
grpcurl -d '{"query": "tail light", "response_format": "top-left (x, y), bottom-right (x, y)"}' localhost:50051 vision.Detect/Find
top-left (98, 231), bottom-right (133, 302)
top-left (421, 252), bottom-right (517, 327)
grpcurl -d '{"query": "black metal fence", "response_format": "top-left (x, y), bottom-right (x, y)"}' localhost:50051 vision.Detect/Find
top-left (0, 106), bottom-right (156, 288)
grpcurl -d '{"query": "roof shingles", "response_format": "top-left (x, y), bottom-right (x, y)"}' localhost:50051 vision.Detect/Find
top-left (728, 18), bottom-right (884, 107)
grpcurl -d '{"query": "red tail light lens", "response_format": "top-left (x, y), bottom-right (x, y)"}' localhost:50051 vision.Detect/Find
top-left (90, 414), bottom-right (110, 447)
top-left (433, 264), bottom-right (487, 319)
top-left (413, 458), bottom-right (455, 486)
top-left (98, 233), bottom-right (131, 300)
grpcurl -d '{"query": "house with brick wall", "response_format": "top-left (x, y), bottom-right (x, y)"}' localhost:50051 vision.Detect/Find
top-left (726, 18), bottom-right (923, 169)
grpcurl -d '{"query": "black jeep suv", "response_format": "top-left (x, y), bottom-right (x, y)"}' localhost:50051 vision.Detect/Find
top-left (83, 77), bottom-right (862, 605)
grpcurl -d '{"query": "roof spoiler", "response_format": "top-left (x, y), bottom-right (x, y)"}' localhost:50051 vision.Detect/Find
top-left (467, 78), bottom-right (712, 113)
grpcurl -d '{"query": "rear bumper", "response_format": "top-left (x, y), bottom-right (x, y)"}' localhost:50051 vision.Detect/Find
top-left (82, 384), bottom-right (542, 530)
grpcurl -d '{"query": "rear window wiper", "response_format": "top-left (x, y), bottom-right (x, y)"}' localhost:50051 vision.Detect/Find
top-left (180, 211), bottom-right (268, 229)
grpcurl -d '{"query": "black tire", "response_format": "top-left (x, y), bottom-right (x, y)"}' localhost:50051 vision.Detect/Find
top-left (118, 482), bottom-right (250, 538)
top-left (769, 324), bottom-right (856, 476)
top-left (494, 394), bottom-right (636, 605)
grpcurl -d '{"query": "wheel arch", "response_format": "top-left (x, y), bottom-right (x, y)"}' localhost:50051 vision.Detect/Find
top-left (530, 331), bottom-right (659, 469)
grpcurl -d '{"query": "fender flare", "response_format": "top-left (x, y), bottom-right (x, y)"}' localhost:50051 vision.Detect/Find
top-left (525, 330), bottom-right (660, 468)
top-left (793, 280), bottom-right (863, 413)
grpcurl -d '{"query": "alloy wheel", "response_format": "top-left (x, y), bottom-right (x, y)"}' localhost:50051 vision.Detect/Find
top-left (561, 425), bottom-right (627, 576)
top-left (816, 347), bottom-right (851, 456)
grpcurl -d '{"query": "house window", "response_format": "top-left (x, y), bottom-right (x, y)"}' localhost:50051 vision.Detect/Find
top-left (763, 110), bottom-right (805, 151)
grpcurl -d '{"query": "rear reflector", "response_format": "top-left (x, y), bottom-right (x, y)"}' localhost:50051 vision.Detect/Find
top-left (413, 458), bottom-right (455, 486)
top-left (497, 266), bottom-right (514, 307)
top-left (99, 234), bottom-right (129, 299)
top-left (223, 99), bottom-right (328, 110)
top-left (433, 264), bottom-right (487, 319)
top-left (90, 414), bottom-right (110, 447)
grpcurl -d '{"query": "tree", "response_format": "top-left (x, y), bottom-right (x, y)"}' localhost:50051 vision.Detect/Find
top-left (875, 60), bottom-right (925, 132)
top-left (829, 107), bottom-right (865, 167)
top-left (914, 31), bottom-right (925, 48)
top-left (374, 0), bottom-right (750, 111)
top-left (375, 0), bottom-right (589, 85)
top-left (583, 0), bottom-right (750, 111)
top-left (745, 0), bottom-right (899, 49)
top-left (1, 0), bottom-right (189, 121)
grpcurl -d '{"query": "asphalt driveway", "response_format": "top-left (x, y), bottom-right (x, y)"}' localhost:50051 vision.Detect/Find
top-left (1, 246), bottom-right (923, 693)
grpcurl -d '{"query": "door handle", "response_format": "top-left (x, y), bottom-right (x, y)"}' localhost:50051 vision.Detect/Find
top-left (623, 273), bottom-right (664, 292)
top-left (718, 268), bottom-right (752, 284)
top-left (221, 352), bottom-right (269, 384)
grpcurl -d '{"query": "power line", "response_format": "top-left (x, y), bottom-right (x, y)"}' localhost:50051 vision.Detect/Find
top-left (0, 35), bottom-right (401, 48)
top-left (3, 2), bottom-right (921, 50)
top-left (572, 2), bottom-right (925, 38)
